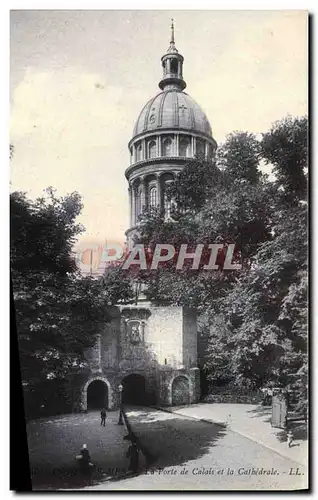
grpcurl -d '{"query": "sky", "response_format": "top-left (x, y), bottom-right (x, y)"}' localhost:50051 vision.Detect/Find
top-left (10, 10), bottom-right (308, 249)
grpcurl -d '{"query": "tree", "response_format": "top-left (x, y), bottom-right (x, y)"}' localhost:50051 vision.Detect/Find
top-left (11, 188), bottom-right (132, 417)
top-left (212, 204), bottom-right (308, 394)
top-left (129, 117), bottom-right (308, 410)
top-left (216, 131), bottom-right (262, 184)
top-left (261, 115), bottom-right (308, 202)
top-left (204, 116), bottom-right (308, 407)
top-left (133, 131), bottom-right (273, 308)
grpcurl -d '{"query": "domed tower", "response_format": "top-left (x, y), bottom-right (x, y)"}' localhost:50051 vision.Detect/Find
top-left (126, 21), bottom-right (217, 244)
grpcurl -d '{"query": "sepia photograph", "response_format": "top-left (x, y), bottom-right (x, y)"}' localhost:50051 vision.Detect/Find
top-left (10, 9), bottom-right (308, 491)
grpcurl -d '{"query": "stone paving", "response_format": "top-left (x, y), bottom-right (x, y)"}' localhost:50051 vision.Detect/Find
top-left (158, 403), bottom-right (308, 467)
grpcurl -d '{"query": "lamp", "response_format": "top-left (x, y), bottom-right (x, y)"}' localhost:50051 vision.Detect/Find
top-left (118, 384), bottom-right (124, 425)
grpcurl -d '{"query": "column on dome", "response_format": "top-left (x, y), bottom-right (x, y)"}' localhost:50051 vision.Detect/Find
top-left (131, 182), bottom-right (136, 226)
top-left (142, 139), bottom-right (146, 160)
top-left (133, 183), bottom-right (138, 226)
top-left (134, 181), bottom-right (142, 223)
top-left (140, 177), bottom-right (146, 211)
top-left (178, 60), bottom-right (182, 78)
top-left (192, 136), bottom-right (196, 157)
top-left (175, 134), bottom-right (179, 156)
top-left (135, 143), bottom-right (141, 162)
top-left (205, 141), bottom-right (208, 159)
top-left (158, 135), bottom-right (162, 157)
top-left (156, 174), bottom-right (163, 210)
top-left (128, 185), bottom-right (132, 227)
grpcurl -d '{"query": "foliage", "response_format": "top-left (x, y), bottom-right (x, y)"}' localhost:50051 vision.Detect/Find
top-left (216, 131), bottom-right (262, 184)
top-left (133, 117), bottom-right (308, 410)
top-left (261, 115), bottom-right (308, 202)
top-left (11, 188), bottom-right (132, 418)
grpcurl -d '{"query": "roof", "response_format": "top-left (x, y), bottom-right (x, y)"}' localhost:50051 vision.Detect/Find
top-left (132, 90), bottom-right (212, 138)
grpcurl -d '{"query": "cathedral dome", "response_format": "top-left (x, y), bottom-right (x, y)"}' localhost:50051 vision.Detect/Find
top-left (126, 20), bottom-right (217, 240)
top-left (132, 90), bottom-right (212, 138)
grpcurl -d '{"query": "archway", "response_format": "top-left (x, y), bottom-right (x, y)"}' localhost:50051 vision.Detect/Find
top-left (122, 374), bottom-right (146, 405)
top-left (171, 375), bottom-right (190, 406)
top-left (87, 380), bottom-right (108, 410)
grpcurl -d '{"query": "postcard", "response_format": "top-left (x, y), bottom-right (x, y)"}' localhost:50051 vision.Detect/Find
top-left (10, 9), bottom-right (308, 491)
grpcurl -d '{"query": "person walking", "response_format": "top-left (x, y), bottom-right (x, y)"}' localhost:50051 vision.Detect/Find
top-left (126, 440), bottom-right (140, 474)
top-left (76, 444), bottom-right (93, 476)
top-left (100, 408), bottom-right (107, 426)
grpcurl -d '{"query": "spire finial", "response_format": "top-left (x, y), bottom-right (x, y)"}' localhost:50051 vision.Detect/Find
top-left (170, 18), bottom-right (175, 44)
top-left (159, 20), bottom-right (186, 91)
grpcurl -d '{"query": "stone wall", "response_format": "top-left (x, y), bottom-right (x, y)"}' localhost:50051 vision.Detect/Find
top-left (147, 306), bottom-right (184, 366)
top-left (182, 308), bottom-right (197, 367)
top-left (79, 303), bottom-right (199, 410)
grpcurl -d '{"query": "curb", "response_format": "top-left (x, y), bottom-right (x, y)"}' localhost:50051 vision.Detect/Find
top-left (155, 406), bottom-right (307, 468)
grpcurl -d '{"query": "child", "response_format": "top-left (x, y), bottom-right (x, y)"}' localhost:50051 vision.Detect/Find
top-left (287, 430), bottom-right (294, 448)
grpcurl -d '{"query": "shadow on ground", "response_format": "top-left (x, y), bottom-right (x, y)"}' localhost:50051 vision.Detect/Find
top-left (26, 407), bottom-right (227, 490)
top-left (275, 422), bottom-right (308, 444)
top-left (125, 407), bottom-right (227, 472)
top-left (27, 411), bottom-right (130, 490)
top-left (246, 405), bottom-right (272, 423)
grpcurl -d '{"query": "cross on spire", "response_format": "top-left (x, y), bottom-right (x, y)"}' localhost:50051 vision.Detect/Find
top-left (171, 18), bottom-right (175, 44)
top-left (159, 20), bottom-right (186, 91)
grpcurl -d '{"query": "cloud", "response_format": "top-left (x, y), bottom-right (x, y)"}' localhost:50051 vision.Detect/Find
top-left (10, 67), bottom-right (133, 241)
top-left (10, 67), bottom-right (128, 146)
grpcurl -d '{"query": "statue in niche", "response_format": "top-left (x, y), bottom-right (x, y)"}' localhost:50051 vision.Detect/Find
top-left (126, 320), bottom-right (144, 345)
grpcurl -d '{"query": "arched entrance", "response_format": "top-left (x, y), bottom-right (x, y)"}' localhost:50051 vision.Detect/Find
top-left (122, 374), bottom-right (146, 405)
top-left (87, 380), bottom-right (108, 410)
top-left (171, 375), bottom-right (190, 406)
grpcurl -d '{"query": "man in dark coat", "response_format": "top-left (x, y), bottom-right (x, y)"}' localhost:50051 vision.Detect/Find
top-left (126, 440), bottom-right (140, 474)
top-left (79, 444), bottom-right (92, 475)
top-left (100, 408), bottom-right (107, 426)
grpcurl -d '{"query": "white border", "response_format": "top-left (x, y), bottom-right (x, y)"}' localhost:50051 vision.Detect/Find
top-left (3, 3), bottom-right (314, 499)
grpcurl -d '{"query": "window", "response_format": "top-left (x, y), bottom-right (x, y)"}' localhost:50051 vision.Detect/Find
top-left (206, 143), bottom-right (214, 159)
top-left (196, 138), bottom-right (205, 158)
top-left (164, 181), bottom-right (173, 218)
top-left (163, 137), bottom-right (173, 157)
top-left (179, 137), bottom-right (191, 157)
top-left (170, 58), bottom-right (178, 74)
top-left (148, 140), bottom-right (156, 159)
top-left (149, 186), bottom-right (157, 207)
top-left (135, 187), bottom-right (142, 218)
top-left (136, 143), bottom-right (142, 162)
top-left (164, 192), bottom-right (172, 219)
